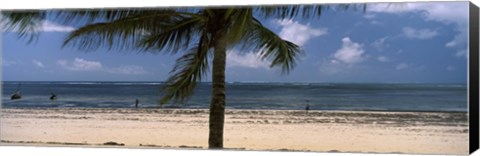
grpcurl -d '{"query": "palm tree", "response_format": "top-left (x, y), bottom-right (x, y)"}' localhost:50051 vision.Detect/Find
top-left (2, 5), bottom-right (364, 149)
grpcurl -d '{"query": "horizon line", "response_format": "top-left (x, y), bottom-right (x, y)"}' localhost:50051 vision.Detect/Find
top-left (0, 80), bottom-right (468, 84)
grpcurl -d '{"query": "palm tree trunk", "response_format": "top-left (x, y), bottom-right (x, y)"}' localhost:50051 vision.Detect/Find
top-left (208, 27), bottom-right (228, 149)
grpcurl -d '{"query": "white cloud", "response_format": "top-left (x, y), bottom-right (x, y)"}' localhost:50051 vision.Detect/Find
top-left (395, 63), bottom-right (426, 71)
top-left (332, 37), bottom-right (366, 64)
top-left (42, 21), bottom-right (75, 32)
top-left (362, 13), bottom-right (383, 25)
top-left (396, 63), bottom-right (409, 70)
top-left (368, 2), bottom-right (468, 48)
top-left (2, 19), bottom-right (75, 32)
top-left (367, 2), bottom-right (468, 23)
top-left (402, 27), bottom-right (438, 39)
top-left (445, 42), bottom-right (455, 47)
top-left (57, 60), bottom-right (68, 66)
top-left (108, 65), bottom-right (149, 75)
top-left (2, 58), bottom-right (17, 66)
top-left (445, 29), bottom-right (467, 48)
top-left (32, 59), bottom-right (44, 68)
top-left (371, 36), bottom-right (389, 51)
top-left (56, 58), bottom-right (151, 74)
top-left (55, 57), bottom-right (154, 75)
top-left (226, 50), bottom-right (269, 69)
top-left (455, 49), bottom-right (468, 58)
top-left (317, 59), bottom-right (369, 76)
top-left (367, 3), bottom-right (414, 13)
top-left (447, 66), bottom-right (455, 71)
top-left (318, 60), bottom-right (345, 75)
top-left (363, 13), bottom-right (376, 19)
top-left (276, 19), bottom-right (328, 46)
top-left (57, 58), bottom-right (102, 71)
top-left (397, 49), bottom-right (404, 54)
top-left (370, 20), bottom-right (384, 25)
top-left (377, 56), bottom-right (390, 62)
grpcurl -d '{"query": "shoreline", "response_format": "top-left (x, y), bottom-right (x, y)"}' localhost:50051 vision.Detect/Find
top-left (0, 108), bottom-right (469, 154)
top-left (1, 107), bottom-right (469, 113)
top-left (0, 141), bottom-right (415, 155)
top-left (0, 140), bottom-right (413, 154)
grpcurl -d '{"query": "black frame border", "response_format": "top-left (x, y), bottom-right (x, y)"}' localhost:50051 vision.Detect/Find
top-left (469, 2), bottom-right (479, 154)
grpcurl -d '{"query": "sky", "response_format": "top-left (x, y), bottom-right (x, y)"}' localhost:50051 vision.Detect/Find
top-left (1, 2), bottom-right (469, 83)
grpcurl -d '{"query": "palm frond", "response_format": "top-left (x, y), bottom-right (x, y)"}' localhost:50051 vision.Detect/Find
top-left (137, 15), bottom-right (206, 54)
top-left (62, 11), bottom-right (201, 52)
top-left (160, 30), bottom-right (211, 104)
top-left (255, 4), bottom-right (366, 19)
top-left (241, 19), bottom-right (302, 74)
top-left (53, 9), bottom-right (146, 25)
top-left (224, 8), bottom-right (254, 46)
top-left (52, 9), bottom-right (202, 26)
top-left (256, 5), bottom-right (328, 19)
top-left (1, 11), bottom-right (46, 42)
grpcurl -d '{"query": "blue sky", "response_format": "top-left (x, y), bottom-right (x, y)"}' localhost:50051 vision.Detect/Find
top-left (1, 2), bottom-right (469, 83)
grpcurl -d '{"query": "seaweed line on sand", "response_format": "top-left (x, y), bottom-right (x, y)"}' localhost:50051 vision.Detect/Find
top-left (1, 140), bottom-right (126, 146)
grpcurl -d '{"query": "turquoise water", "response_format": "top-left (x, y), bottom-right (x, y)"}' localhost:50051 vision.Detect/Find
top-left (1, 81), bottom-right (468, 112)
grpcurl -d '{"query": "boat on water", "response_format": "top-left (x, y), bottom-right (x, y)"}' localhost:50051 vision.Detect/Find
top-left (11, 91), bottom-right (21, 100)
top-left (50, 93), bottom-right (57, 100)
top-left (11, 83), bottom-right (22, 100)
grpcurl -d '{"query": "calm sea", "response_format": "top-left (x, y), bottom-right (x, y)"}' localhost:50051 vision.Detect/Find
top-left (1, 81), bottom-right (468, 112)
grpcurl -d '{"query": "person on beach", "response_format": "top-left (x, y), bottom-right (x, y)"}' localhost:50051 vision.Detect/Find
top-left (305, 99), bottom-right (310, 114)
top-left (135, 99), bottom-right (139, 108)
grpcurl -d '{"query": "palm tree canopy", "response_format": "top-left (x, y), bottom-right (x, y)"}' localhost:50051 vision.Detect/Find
top-left (1, 4), bottom-right (365, 104)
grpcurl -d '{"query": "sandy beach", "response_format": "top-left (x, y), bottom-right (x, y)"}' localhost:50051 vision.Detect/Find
top-left (0, 108), bottom-right (468, 155)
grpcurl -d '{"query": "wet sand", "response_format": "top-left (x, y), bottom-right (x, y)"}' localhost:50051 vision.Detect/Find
top-left (0, 108), bottom-right (469, 155)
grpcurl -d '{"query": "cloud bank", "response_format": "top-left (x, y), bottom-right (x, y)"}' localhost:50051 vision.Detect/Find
top-left (333, 37), bottom-right (366, 64)
top-left (56, 58), bottom-right (150, 75)
top-left (276, 19), bottom-right (328, 46)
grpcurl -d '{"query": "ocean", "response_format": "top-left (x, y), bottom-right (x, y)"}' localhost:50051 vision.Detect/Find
top-left (1, 81), bottom-right (468, 112)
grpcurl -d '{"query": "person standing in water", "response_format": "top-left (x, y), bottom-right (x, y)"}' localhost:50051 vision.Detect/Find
top-left (135, 99), bottom-right (139, 108)
top-left (305, 99), bottom-right (310, 115)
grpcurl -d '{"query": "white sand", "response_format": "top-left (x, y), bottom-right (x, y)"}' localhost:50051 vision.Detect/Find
top-left (0, 108), bottom-right (469, 155)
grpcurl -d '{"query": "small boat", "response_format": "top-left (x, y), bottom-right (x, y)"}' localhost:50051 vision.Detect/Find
top-left (11, 83), bottom-right (22, 100)
top-left (50, 93), bottom-right (57, 100)
top-left (11, 91), bottom-right (22, 100)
